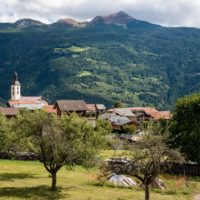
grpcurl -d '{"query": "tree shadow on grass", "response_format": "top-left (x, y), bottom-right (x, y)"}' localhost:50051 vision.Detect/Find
top-left (89, 182), bottom-right (133, 190)
top-left (153, 188), bottom-right (191, 196)
top-left (0, 185), bottom-right (66, 200)
top-left (0, 173), bottom-right (35, 181)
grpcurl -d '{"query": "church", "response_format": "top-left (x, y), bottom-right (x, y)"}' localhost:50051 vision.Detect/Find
top-left (7, 71), bottom-right (49, 110)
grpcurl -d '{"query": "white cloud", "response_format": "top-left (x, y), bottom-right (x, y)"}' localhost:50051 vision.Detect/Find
top-left (0, 0), bottom-right (200, 27)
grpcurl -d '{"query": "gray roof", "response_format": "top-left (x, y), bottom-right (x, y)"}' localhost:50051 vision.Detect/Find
top-left (96, 104), bottom-right (106, 110)
top-left (113, 108), bottom-right (136, 117)
top-left (12, 71), bottom-right (21, 86)
top-left (56, 100), bottom-right (88, 111)
top-left (100, 113), bottom-right (132, 126)
top-left (99, 112), bottom-right (117, 120)
top-left (110, 116), bottom-right (132, 126)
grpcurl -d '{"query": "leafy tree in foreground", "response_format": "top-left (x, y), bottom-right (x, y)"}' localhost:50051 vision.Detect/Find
top-left (170, 93), bottom-right (200, 163)
top-left (105, 123), bottom-right (183, 200)
top-left (0, 113), bottom-right (8, 153)
top-left (15, 110), bottom-right (110, 191)
top-left (0, 113), bottom-right (15, 156)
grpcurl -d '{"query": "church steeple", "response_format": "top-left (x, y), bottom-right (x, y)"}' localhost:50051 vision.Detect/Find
top-left (13, 71), bottom-right (19, 83)
top-left (11, 71), bottom-right (21, 100)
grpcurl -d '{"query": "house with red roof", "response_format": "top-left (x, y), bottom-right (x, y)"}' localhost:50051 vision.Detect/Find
top-left (0, 107), bottom-right (20, 118)
top-left (129, 107), bottom-right (171, 121)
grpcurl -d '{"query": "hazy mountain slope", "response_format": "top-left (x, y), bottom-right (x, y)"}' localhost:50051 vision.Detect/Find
top-left (0, 12), bottom-right (200, 109)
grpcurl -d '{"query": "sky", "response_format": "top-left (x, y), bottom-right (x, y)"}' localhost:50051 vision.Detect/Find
top-left (0, 0), bottom-right (200, 27)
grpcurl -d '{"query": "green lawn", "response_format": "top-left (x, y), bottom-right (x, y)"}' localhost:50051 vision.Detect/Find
top-left (0, 158), bottom-right (199, 200)
top-left (78, 71), bottom-right (92, 77)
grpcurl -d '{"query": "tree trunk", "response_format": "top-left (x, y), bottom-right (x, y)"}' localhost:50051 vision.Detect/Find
top-left (51, 172), bottom-right (57, 191)
top-left (145, 184), bottom-right (150, 200)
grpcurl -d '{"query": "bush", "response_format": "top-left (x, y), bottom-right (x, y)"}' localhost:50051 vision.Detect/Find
top-left (123, 124), bottom-right (136, 134)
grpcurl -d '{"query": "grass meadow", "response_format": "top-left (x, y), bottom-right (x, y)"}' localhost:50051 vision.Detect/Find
top-left (0, 152), bottom-right (200, 200)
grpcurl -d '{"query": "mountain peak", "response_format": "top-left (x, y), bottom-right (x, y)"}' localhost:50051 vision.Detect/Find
top-left (57, 18), bottom-right (80, 25)
top-left (90, 11), bottom-right (135, 26)
top-left (54, 18), bottom-right (87, 27)
top-left (14, 19), bottom-right (44, 28)
top-left (112, 11), bottom-right (133, 18)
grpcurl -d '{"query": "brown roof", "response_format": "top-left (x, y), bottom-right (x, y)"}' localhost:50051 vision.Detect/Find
top-left (0, 107), bottom-right (20, 116)
top-left (87, 104), bottom-right (96, 112)
top-left (43, 105), bottom-right (57, 114)
top-left (56, 100), bottom-right (89, 111)
top-left (129, 107), bottom-right (171, 120)
top-left (87, 104), bottom-right (106, 112)
top-left (157, 111), bottom-right (172, 120)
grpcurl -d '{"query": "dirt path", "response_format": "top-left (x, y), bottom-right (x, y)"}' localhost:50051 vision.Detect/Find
top-left (194, 194), bottom-right (200, 200)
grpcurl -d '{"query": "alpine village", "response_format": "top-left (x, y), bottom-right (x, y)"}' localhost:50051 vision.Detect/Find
top-left (0, 11), bottom-right (200, 200)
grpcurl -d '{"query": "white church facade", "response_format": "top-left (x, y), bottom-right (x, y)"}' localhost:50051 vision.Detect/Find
top-left (7, 71), bottom-right (49, 110)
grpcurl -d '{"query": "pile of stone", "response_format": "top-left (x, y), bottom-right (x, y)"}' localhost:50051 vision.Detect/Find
top-left (0, 151), bottom-right (38, 160)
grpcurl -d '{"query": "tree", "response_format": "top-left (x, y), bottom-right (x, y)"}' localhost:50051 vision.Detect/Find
top-left (170, 93), bottom-right (200, 163)
top-left (0, 113), bottom-right (15, 157)
top-left (114, 101), bottom-right (124, 108)
top-left (123, 124), bottom-right (136, 134)
top-left (105, 122), bottom-right (183, 200)
top-left (15, 110), bottom-right (110, 191)
top-left (0, 113), bottom-right (8, 153)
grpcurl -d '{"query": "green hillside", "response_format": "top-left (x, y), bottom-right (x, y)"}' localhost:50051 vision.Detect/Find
top-left (0, 13), bottom-right (200, 109)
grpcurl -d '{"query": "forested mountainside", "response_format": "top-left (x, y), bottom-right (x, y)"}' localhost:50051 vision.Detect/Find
top-left (0, 11), bottom-right (200, 109)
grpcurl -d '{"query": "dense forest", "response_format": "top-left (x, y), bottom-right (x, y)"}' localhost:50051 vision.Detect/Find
top-left (0, 12), bottom-right (200, 109)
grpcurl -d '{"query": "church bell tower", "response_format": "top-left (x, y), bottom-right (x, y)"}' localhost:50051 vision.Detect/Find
top-left (11, 71), bottom-right (21, 100)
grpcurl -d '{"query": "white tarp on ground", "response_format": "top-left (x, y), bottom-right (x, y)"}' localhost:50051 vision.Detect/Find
top-left (108, 173), bottom-right (137, 187)
top-left (140, 178), bottom-right (166, 190)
